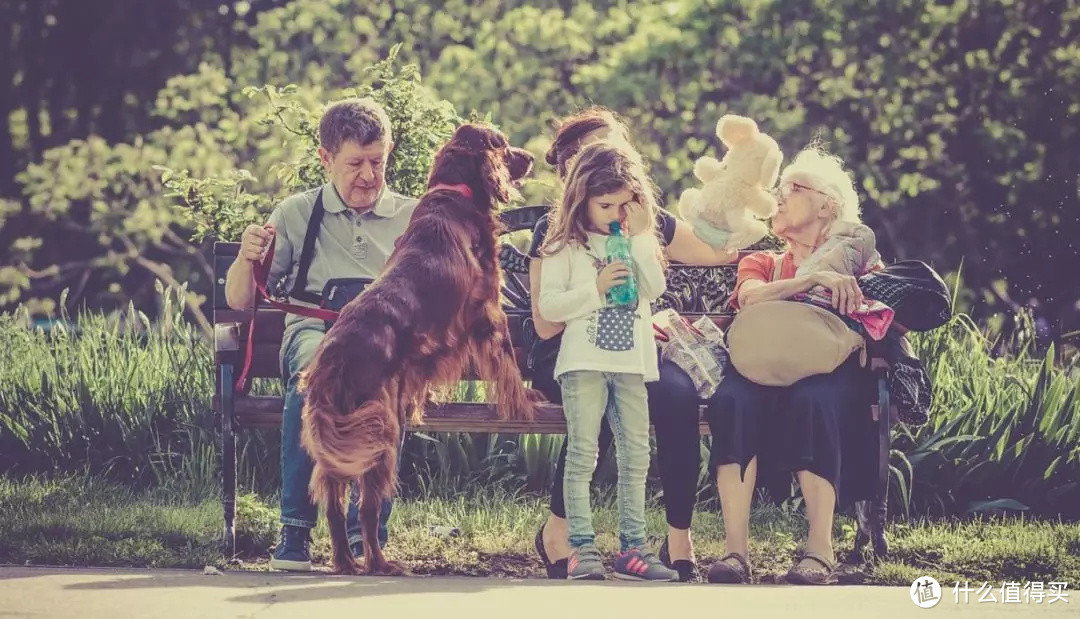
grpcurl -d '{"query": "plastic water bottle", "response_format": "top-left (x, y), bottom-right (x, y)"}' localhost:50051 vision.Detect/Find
top-left (605, 221), bottom-right (639, 307)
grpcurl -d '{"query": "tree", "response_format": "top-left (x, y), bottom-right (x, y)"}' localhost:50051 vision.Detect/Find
top-left (3, 0), bottom-right (1076, 336)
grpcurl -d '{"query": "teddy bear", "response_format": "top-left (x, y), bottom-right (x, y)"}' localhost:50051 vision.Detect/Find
top-left (678, 115), bottom-right (783, 250)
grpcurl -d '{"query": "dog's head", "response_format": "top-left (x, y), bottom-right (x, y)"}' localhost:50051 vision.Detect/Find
top-left (429, 123), bottom-right (533, 207)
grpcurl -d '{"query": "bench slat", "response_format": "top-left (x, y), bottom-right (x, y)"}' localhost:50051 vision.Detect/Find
top-left (232, 395), bottom-right (716, 434)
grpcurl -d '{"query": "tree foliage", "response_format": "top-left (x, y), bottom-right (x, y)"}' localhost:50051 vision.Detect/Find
top-left (1, 0), bottom-right (1077, 337)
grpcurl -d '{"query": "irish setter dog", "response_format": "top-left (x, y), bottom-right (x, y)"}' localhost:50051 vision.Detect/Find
top-left (298, 124), bottom-right (541, 575)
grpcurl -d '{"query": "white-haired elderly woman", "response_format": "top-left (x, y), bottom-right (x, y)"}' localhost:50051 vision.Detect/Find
top-left (704, 145), bottom-right (880, 586)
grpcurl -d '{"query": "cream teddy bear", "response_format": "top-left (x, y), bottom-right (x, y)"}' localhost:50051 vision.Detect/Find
top-left (678, 115), bottom-right (783, 250)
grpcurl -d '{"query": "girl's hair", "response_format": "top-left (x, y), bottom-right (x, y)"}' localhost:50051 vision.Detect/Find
top-left (546, 107), bottom-right (632, 180)
top-left (541, 141), bottom-right (663, 257)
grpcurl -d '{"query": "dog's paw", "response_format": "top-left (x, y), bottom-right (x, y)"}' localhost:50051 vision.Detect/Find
top-left (524, 388), bottom-right (548, 404)
top-left (332, 557), bottom-right (364, 576)
top-left (366, 559), bottom-right (410, 577)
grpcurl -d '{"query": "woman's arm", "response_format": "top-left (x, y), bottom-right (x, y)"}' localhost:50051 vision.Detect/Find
top-left (665, 219), bottom-right (739, 266)
top-left (529, 259), bottom-right (565, 340)
top-left (739, 270), bottom-right (863, 313)
top-left (538, 249), bottom-right (605, 323)
top-left (630, 234), bottom-right (667, 301)
top-left (737, 275), bottom-right (818, 308)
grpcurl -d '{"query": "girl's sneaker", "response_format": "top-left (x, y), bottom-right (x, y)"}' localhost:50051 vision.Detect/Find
top-left (567, 545), bottom-right (606, 580)
top-left (613, 548), bottom-right (679, 581)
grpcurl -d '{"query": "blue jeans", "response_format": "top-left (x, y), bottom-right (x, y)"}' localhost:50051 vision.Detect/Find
top-left (559, 370), bottom-right (651, 552)
top-left (280, 324), bottom-right (393, 547)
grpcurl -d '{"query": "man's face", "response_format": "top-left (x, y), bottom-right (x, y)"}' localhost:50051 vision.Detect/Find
top-left (319, 138), bottom-right (393, 211)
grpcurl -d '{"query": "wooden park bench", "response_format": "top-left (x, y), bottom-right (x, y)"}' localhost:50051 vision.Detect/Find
top-left (212, 205), bottom-right (894, 561)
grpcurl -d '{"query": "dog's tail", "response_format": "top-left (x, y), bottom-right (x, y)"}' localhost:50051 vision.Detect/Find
top-left (303, 397), bottom-right (400, 496)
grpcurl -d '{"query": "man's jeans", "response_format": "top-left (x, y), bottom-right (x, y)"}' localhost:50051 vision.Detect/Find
top-left (280, 324), bottom-right (394, 547)
top-left (559, 370), bottom-right (651, 552)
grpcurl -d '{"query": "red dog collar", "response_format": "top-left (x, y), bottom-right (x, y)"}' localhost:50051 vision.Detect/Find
top-left (428, 183), bottom-right (473, 199)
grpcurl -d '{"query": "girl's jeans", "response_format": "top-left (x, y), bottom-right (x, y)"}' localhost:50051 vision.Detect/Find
top-left (559, 370), bottom-right (651, 552)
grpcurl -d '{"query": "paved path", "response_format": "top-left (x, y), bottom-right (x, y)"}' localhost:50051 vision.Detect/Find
top-left (0, 566), bottom-right (1070, 618)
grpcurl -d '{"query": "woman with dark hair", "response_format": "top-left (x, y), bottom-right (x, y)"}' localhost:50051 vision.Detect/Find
top-left (530, 107), bottom-right (737, 581)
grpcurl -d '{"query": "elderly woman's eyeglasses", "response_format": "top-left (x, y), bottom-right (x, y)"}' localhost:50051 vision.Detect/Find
top-left (771, 182), bottom-right (834, 203)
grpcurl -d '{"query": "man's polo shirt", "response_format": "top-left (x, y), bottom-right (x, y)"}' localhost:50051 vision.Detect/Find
top-left (266, 182), bottom-right (419, 350)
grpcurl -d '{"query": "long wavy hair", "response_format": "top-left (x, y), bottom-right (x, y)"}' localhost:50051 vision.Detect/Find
top-left (541, 141), bottom-right (664, 258)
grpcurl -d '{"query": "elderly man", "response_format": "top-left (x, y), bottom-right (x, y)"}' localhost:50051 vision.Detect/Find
top-left (225, 98), bottom-right (417, 571)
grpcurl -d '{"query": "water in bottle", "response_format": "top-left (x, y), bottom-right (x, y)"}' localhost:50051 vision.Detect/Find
top-left (605, 221), bottom-right (639, 306)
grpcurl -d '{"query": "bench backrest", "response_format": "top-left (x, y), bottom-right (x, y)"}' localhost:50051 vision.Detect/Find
top-left (212, 205), bottom-right (745, 381)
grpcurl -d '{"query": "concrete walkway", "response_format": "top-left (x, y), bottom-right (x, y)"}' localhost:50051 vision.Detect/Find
top-left (0, 566), bottom-right (1069, 618)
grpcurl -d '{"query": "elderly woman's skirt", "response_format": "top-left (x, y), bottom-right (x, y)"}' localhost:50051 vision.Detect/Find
top-left (705, 353), bottom-right (878, 503)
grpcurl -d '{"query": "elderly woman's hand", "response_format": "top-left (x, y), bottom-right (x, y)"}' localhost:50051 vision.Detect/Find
top-left (812, 271), bottom-right (864, 315)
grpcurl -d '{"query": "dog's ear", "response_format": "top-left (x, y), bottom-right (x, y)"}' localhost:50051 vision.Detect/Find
top-left (507, 147), bottom-right (534, 181)
top-left (481, 149), bottom-right (513, 205)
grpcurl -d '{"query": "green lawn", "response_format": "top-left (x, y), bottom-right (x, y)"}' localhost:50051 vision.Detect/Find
top-left (2, 476), bottom-right (1077, 585)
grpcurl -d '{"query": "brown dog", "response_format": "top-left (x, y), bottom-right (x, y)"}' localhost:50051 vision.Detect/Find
top-left (298, 124), bottom-right (541, 575)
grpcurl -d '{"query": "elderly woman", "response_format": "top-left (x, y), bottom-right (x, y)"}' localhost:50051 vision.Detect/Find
top-left (704, 145), bottom-right (879, 585)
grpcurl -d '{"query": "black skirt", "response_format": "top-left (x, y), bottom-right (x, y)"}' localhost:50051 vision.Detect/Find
top-left (705, 353), bottom-right (878, 504)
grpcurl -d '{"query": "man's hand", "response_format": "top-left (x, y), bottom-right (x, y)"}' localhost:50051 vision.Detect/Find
top-left (622, 200), bottom-right (651, 237)
top-left (596, 260), bottom-right (632, 296)
top-left (812, 271), bottom-right (864, 315)
top-left (240, 224), bottom-right (275, 263)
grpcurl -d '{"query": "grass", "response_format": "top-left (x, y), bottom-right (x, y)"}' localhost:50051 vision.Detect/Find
top-left (2, 476), bottom-right (1077, 586)
top-left (1, 286), bottom-right (1078, 518)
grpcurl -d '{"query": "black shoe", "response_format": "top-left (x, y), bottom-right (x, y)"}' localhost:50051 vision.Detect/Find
top-left (659, 537), bottom-right (699, 582)
top-left (534, 523), bottom-right (567, 579)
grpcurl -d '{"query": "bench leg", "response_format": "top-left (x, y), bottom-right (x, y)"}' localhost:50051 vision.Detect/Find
top-left (219, 363), bottom-right (237, 558)
top-left (852, 373), bottom-right (891, 562)
top-left (872, 373), bottom-right (891, 558)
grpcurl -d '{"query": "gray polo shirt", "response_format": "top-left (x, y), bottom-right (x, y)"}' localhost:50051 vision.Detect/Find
top-left (266, 181), bottom-right (419, 353)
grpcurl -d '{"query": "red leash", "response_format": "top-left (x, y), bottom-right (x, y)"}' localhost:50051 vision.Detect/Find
top-left (234, 231), bottom-right (340, 393)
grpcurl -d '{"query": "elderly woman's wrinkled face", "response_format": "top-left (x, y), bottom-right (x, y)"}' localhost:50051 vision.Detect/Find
top-left (770, 181), bottom-right (835, 238)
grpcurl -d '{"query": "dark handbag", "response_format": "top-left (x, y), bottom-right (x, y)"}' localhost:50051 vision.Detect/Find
top-left (527, 330), bottom-right (561, 376)
top-left (857, 261), bottom-right (951, 332)
top-left (320, 277), bottom-right (374, 329)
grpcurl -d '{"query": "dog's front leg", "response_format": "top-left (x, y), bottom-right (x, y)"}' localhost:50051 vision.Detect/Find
top-left (470, 306), bottom-right (541, 421)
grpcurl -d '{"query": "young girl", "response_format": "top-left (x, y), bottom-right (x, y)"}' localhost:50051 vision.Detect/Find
top-left (537, 141), bottom-right (677, 582)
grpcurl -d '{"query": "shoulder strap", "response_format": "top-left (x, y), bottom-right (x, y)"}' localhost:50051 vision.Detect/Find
top-left (290, 188), bottom-right (325, 304)
top-left (771, 253), bottom-right (785, 282)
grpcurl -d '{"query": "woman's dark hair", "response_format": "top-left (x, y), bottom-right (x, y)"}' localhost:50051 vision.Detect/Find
top-left (545, 107), bottom-right (631, 179)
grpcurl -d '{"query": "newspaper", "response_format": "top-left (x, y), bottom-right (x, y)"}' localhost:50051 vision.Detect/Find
top-left (654, 309), bottom-right (729, 398)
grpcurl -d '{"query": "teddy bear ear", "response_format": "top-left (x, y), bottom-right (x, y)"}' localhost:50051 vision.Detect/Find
top-left (717, 114), bottom-right (759, 146)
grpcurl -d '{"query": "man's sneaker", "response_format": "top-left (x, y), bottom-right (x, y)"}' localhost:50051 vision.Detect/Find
top-left (270, 525), bottom-right (312, 571)
top-left (613, 548), bottom-right (679, 581)
top-left (566, 545), bottom-right (605, 580)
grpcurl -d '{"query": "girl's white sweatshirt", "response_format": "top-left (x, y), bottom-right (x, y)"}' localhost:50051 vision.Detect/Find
top-left (538, 232), bottom-right (666, 382)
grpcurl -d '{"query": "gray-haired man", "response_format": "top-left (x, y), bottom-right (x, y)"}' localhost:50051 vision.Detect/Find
top-left (225, 98), bottom-right (418, 571)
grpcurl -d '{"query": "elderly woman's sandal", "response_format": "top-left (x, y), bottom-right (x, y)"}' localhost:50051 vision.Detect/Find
top-left (785, 550), bottom-right (838, 585)
top-left (706, 552), bottom-right (751, 584)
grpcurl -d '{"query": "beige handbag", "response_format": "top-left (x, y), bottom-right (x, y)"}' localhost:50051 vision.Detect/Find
top-left (726, 256), bottom-right (866, 387)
